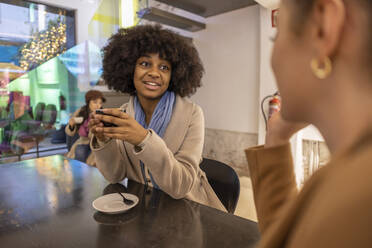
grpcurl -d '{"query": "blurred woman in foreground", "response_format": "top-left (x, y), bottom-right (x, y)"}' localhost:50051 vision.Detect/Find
top-left (246, 0), bottom-right (372, 247)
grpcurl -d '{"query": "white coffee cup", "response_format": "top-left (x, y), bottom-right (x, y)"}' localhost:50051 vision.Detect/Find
top-left (74, 117), bottom-right (84, 124)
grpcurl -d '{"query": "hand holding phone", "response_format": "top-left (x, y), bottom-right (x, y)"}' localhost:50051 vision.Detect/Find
top-left (93, 108), bottom-right (148, 145)
top-left (95, 109), bottom-right (124, 127)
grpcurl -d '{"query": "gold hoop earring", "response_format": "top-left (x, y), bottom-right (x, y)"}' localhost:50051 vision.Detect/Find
top-left (310, 57), bottom-right (332, 79)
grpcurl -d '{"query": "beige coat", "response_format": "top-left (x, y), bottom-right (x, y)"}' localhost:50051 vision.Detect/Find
top-left (65, 108), bottom-right (95, 166)
top-left (91, 96), bottom-right (226, 212)
top-left (245, 130), bottom-right (372, 247)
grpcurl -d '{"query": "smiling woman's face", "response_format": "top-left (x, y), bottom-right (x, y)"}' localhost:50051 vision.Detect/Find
top-left (133, 53), bottom-right (172, 101)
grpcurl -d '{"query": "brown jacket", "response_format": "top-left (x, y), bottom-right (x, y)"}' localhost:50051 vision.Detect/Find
top-left (91, 96), bottom-right (226, 212)
top-left (245, 131), bottom-right (372, 247)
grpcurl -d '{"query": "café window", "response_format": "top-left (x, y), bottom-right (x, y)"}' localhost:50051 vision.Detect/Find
top-left (0, 0), bottom-right (76, 162)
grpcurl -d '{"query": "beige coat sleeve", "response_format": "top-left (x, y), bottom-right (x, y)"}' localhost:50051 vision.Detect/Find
top-left (245, 143), bottom-right (298, 234)
top-left (133, 105), bottom-right (204, 199)
top-left (91, 137), bottom-right (128, 182)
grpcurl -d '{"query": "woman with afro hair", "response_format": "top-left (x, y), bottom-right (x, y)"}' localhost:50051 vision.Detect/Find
top-left (89, 25), bottom-right (225, 211)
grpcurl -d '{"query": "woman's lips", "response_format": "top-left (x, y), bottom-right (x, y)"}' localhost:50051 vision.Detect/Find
top-left (143, 81), bottom-right (161, 90)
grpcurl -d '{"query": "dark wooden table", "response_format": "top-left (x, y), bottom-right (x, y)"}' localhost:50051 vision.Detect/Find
top-left (0, 155), bottom-right (260, 248)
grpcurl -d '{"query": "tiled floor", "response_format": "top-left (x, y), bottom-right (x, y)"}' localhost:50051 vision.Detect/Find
top-left (235, 176), bottom-right (257, 222)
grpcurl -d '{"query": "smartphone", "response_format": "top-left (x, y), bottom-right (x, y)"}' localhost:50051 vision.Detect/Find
top-left (95, 109), bottom-right (125, 127)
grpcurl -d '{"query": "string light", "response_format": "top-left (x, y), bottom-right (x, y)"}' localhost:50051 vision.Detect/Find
top-left (20, 16), bottom-right (67, 71)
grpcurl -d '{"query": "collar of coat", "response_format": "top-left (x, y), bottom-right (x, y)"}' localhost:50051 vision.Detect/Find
top-left (124, 95), bottom-right (194, 154)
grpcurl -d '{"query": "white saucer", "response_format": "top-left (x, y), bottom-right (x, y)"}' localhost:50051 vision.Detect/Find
top-left (92, 193), bottom-right (139, 214)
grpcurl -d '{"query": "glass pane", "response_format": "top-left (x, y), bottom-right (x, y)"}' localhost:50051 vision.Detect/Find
top-left (0, 0), bottom-right (138, 162)
top-left (0, 0), bottom-right (76, 161)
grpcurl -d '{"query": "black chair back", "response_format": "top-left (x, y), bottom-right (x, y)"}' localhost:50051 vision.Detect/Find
top-left (199, 158), bottom-right (240, 213)
top-left (34, 102), bottom-right (45, 122)
top-left (42, 104), bottom-right (57, 126)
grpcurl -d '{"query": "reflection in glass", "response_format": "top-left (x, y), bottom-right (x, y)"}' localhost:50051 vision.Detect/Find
top-left (0, 39), bottom-right (109, 160)
top-left (0, 0), bottom-right (142, 161)
top-left (0, 0), bottom-right (75, 73)
top-left (0, 0), bottom-right (75, 161)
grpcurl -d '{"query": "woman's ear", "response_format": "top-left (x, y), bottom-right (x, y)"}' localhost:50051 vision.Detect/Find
top-left (311, 0), bottom-right (346, 58)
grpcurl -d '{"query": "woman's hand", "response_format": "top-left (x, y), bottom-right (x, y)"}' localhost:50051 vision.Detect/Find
top-left (88, 116), bottom-right (109, 143)
top-left (68, 118), bottom-right (76, 127)
top-left (265, 111), bottom-right (308, 148)
top-left (92, 108), bottom-right (149, 146)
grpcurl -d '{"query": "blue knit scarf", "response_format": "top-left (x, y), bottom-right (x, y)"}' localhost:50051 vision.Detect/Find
top-left (134, 91), bottom-right (175, 188)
